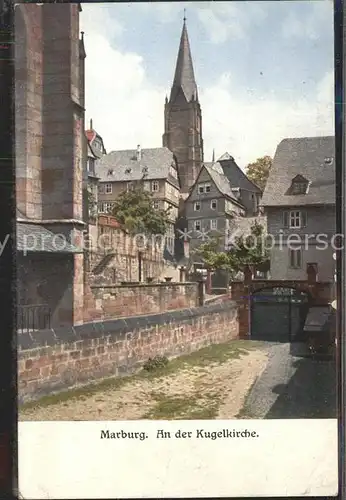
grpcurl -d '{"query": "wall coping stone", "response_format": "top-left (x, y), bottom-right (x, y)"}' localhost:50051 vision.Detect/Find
top-left (90, 282), bottom-right (197, 289)
top-left (18, 301), bottom-right (238, 351)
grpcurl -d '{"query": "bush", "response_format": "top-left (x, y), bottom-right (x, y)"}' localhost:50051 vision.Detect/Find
top-left (143, 355), bottom-right (169, 372)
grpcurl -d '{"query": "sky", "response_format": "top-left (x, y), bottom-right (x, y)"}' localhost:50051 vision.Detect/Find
top-left (80, 1), bottom-right (334, 170)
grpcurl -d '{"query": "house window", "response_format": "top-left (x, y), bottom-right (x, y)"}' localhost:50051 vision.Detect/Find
top-left (210, 219), bottom-right (217, 230)
top-left (100, 202), bottom-right (114, 214)
top-left (105, 183), bottom-right (112, 194)
top-left (151, 181), bottom-right (159, 192)
top-left (292, 182), bottom-right (308, 195)
top-left (194, 220), bottom-right (201, 231)
top-left (289, 211), bottom-right (301, 228)
top-left (198, 182), bottom-right (211, 194)
top-left (127, 182), bottom-right (134, 191)
top-left (211, 199), bottom-right (217, 210)
top-left (289, 249), bottom-right (302, 269)
top-left (283, 210), bottom-right (307, 228)
top-left (194, 201), bottom-right (201, 211)
top-left (153, 201), bottom-right (159, 210)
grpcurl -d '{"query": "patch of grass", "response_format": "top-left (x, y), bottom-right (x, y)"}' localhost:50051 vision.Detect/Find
top-left (20, 339), bottom-right (261, 412)
top-left (143, 391), bottom-right (221, 420)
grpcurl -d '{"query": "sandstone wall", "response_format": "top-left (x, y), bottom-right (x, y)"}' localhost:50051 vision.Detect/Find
top-left (18, 301), bottom-right (239, 403)
top-left (83, 282), bottom-right (200, 322)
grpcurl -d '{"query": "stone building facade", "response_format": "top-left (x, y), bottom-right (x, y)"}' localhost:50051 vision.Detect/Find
top-left (15, 3), bottom-right (86, 327)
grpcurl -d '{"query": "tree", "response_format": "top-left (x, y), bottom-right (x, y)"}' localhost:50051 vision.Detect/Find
top-left (245, 155), bottom-right (272, 191)
top-left (195, 222), bottom-right (269, 276)
top-left (111, 186), bottom-right (171, 235)
top-left (227, 221), bottom-right (269, 273)
top-left (194, 237), bottom-right (230, 271)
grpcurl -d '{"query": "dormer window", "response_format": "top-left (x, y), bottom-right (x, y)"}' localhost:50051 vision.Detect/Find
top-left (142, 166), bottom-right (148, 175)
top-left (107, 169), bottom-right (114, 176)
top-left (125, 167), bottom-right (132, 174)
top-left (290, 175), bottom-right (309, 195)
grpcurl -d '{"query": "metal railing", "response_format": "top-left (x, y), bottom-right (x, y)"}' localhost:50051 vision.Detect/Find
top-left (17, 304), bottom-right (51, 333)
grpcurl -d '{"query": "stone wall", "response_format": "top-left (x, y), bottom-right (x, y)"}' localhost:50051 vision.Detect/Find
top-left (84, 282), bottom-right (200, 322)
top-left (87, 214), bottom-right (179, 284)
top-left (18, 301), bottom-right (239, 403)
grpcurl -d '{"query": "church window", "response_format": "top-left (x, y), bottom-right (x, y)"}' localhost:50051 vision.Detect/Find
top-left (194, 201), bottom-right (201, 211)
top-left (194, 220), bottom-right (201, 231)
top-left (151, 181), bottom-right (159, 192)
top-left (105, 183), bottom-right (112, 194)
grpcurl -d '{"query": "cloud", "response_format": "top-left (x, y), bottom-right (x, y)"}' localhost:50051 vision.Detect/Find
top-left (81, 4), bottom-right (333, 172)
top-left (282, 1), bottom-right (333, 41)
top-left (197, 2), bottom-right (268, 44)
top-left (81, 5), bottom-right (165, 151)
top-left (201, 70), bottom-right (334, 166)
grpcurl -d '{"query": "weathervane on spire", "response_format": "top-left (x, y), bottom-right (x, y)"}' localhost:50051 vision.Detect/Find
top-left (183, 8), bottom-right (186, 23)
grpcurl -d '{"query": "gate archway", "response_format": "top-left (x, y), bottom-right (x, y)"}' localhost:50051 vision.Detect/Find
top-left (250, 286), bottom-right (310, 342)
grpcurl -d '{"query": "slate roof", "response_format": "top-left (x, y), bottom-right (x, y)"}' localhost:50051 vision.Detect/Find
top-left (95, 147), bottom-right (180, 188)
top-left (218, 153), bottom-right (262, 193)
top-left (228, 215), bottom-right (267, 236)
top-left (17, 222), bottom-right (81, 253)
top-left (261, 136), bottom-right (335, 207)
top-left (170, 20), bottom-right (198, 103)
top-left (203, 162), bottom-right (244, 207)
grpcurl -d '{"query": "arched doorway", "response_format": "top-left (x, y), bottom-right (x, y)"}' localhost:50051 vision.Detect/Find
top-left (250, 287), bottom-right (310, 342)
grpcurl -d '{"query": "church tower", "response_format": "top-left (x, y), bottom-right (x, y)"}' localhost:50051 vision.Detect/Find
top-left (162, 17), bottom-right (204, 193)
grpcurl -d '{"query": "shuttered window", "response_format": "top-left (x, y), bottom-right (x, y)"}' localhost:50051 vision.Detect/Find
top-left (283, 210), bottom-right (307, 228)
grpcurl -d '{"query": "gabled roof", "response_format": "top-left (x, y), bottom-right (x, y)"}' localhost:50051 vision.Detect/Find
top-left (170, 20), bottom-right (198, 103)
top-left (218, 153), bottom-right (262, 193)
top-left (261, 136), bottom-right (335, 207)
top-left (95, 147), bottom-right (180, 187)
top-left (186, 162), bottom-right (245, 209)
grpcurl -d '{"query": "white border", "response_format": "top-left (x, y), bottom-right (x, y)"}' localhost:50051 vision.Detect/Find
top-left (18, 419), bottom-right (338, 499)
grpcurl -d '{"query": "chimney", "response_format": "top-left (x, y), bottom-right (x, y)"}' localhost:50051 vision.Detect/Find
top-left (90, 118), bottom-right (93, 130)
top-left (136, 144), bottom-right (142, 161)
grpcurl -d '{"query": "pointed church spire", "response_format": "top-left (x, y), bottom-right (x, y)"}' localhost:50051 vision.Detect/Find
top-left (79, 31), bottom-right (86, 59)
top-left (170, 15), bottom-right (198, 103)
top-left (212, 149), bottom-right (215, 162)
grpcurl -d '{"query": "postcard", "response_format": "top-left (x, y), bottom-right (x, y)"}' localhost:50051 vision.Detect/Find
top-left (14, 1), bottom-right (338, 498)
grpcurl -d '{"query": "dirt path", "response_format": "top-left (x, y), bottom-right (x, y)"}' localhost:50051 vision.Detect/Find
top-left (19, 341), bottom-right (269, 421)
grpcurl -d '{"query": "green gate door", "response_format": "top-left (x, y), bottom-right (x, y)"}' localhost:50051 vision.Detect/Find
top-left (250, 287), bottom-right (309, 342)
